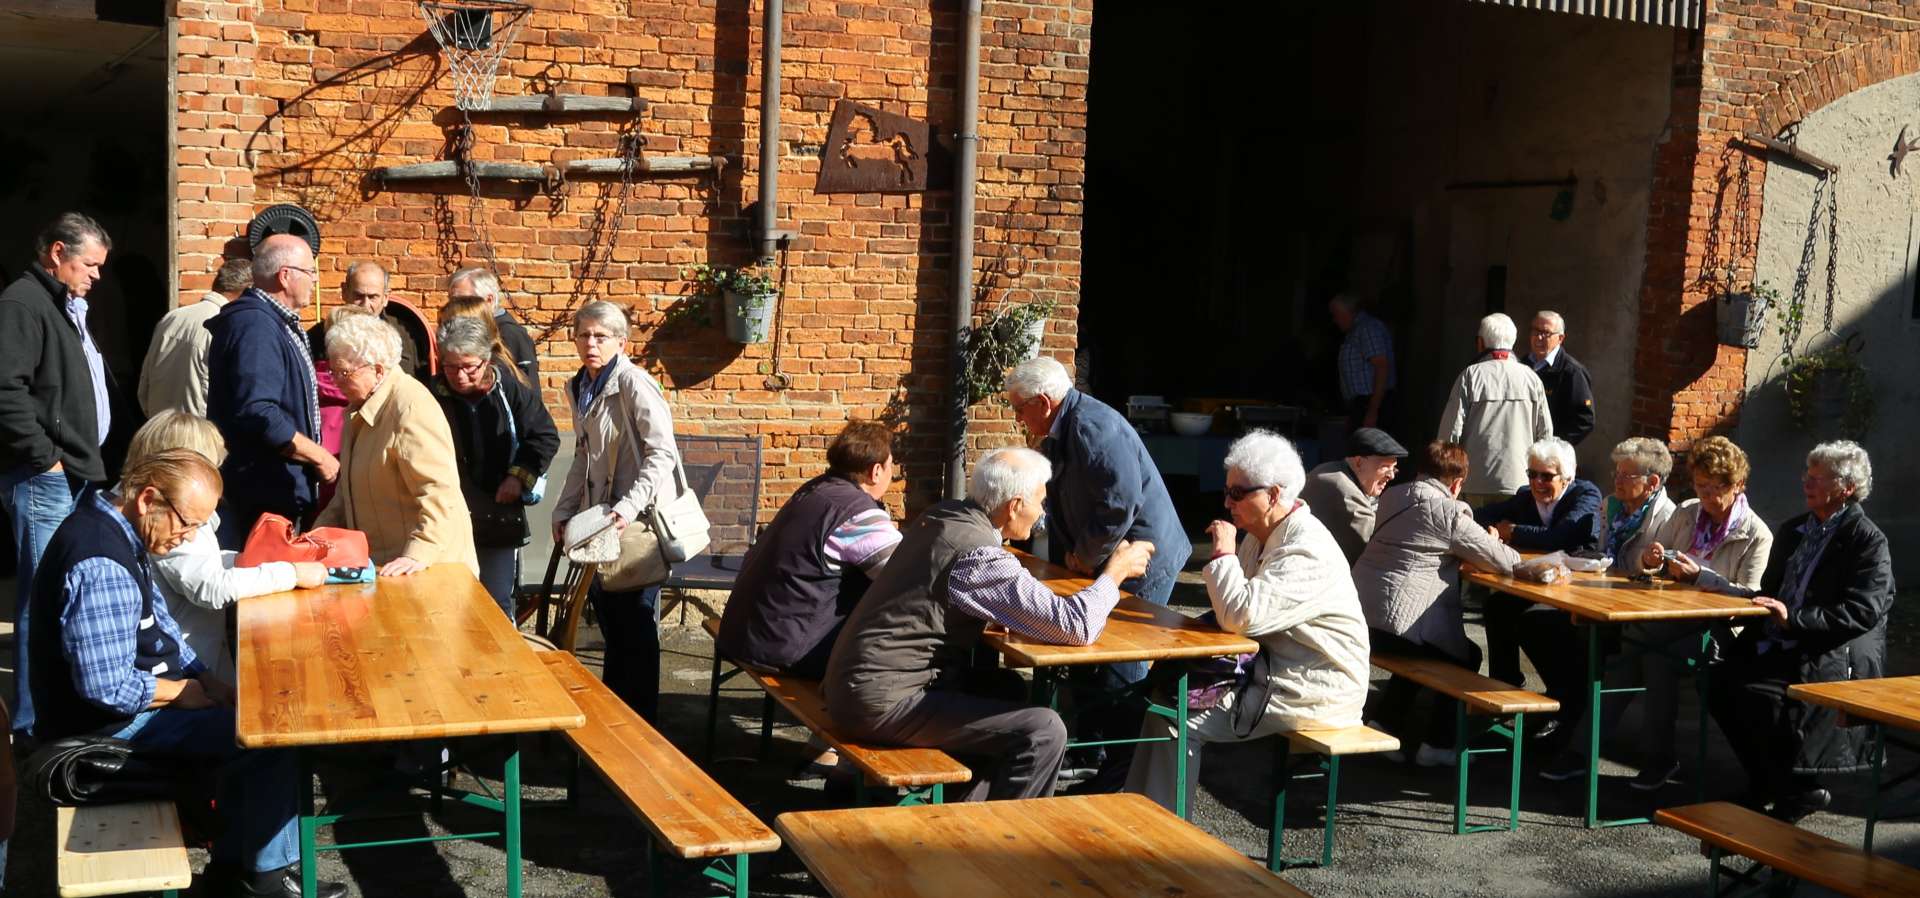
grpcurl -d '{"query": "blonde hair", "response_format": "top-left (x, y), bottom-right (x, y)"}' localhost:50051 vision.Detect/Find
top-left (128, 410), bottom-right (228, 468)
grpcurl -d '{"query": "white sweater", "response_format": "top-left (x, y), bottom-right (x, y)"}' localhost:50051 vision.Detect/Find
top-left (150, 513), bottom-right (299, 683)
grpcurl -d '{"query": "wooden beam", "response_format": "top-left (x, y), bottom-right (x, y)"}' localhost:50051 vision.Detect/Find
top-left (1739, 132), bottom-right (1840, 175)
top-left (563, 155), bottom-right (727, 176)
top-left (467, 95), bottom-right (647, 114)
top-left (373, 161), bottom-right (552, 183)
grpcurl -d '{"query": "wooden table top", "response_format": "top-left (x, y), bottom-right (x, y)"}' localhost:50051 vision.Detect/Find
top-left (1464, 563), bottom-right (1770, 623)
top-left (1788, 676), bottom-right (1920, 731)
top-left (980, 550), bottom-right (1258, 667)
top-left (236, 565), bottom-right (584, 748)
top-left (775, 793), bottom-right (1313, 898)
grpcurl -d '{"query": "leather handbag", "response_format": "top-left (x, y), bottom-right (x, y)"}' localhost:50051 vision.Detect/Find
top-left (234, 513), bottom-right (371, 569)
top-left (24, 736), bottom-right (208, 807)
top-left (572, 384), bottom-right (710, 591)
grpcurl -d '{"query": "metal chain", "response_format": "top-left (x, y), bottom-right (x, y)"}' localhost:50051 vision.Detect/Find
top-left (1823, 177), bottom-right (1839, 335)
top-left (575, 126), bottom-right (642, 297)
top-left (1726, 153), bottom-right (1752, 290)
top-left (458, 106), bottom-right (497, 270)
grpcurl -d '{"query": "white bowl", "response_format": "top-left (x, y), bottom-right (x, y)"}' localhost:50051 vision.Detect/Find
top-left (1169, 412), bottom-right (1212, 436)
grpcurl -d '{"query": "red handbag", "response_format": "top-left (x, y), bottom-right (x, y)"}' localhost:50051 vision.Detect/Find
top-left (234, 513), bottom-right (371, 569)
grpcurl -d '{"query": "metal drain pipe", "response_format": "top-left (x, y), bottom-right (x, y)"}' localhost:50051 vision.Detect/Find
top-left (756, 0), bottom-right (784, 263)
top-left (944, 0), bottom-right (982, 499)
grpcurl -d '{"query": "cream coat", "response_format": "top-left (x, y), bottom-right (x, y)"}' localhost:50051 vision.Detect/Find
top-left (1354, 478), bottom-right (1523, 661)
top-left (553, 353), bottom-right (684, 530)
top-left (1641, 497), bottom-right (1774, 593)
top-left (314, 373), bottom-right (479, 576)
top-left (1439, 355), bottom-right (1553, 495)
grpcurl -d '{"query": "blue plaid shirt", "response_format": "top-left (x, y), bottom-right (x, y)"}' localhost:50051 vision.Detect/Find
top-left (1337, 311), bottom-right (1396, 401)
top-left (60, 491), bottom-right (202, 715)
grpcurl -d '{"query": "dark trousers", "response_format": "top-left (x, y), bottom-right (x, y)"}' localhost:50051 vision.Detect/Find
top-left (590, 580), bottom-right (662, 723)
top-left (1517, 607), bottom-right (1595, 727)
top-left (1068, 560), bottom-right (1179, 783)
top-left (1708, 645), bottom-right (1818, 801)
top-left (1483, 591), bottom-right (1531, 687)
top-left (857, 669), bottom-right (1068, 802)
top-left (1369, 629), bottom-right (1481, 749)
top-left (1344, 393), bottom-right (1396, 442)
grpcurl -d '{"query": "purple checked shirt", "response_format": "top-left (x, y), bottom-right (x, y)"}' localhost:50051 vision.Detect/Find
top-left (946, 546), bottom-right (1121, 645)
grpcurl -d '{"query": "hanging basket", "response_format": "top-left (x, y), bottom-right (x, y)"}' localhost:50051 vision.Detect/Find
top-left (1716, 291), bottom-right (1770, 349)
top-left (723, 289), bottom-right (776, 344)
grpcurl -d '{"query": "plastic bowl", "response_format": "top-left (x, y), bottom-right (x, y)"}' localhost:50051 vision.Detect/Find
top-left (1169, 412), bottom-right (1212, 437)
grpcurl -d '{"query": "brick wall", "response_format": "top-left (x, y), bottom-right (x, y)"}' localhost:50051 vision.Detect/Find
top-left (1634, 2), bottom-right (1920, 449)
top-left (169, 0), bottom-right (1090, 520)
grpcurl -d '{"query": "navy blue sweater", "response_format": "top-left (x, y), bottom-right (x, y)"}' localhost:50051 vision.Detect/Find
top-left (205, 291), bottom-right (321, 516)
top-left (1474, 479), bottom-right (1604, 553)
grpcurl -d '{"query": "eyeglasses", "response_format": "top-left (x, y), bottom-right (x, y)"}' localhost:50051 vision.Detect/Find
top-left (1224, 483), bottom-right (1272, 502)
top-left (1801, 472), bottom-right (1837, 487)
top-left (284, 266), bottom-right (318, 279)
top-left (1613, 470), bottom-right (1650, 482)
top-left (1530, 329), bottom-right (1562, 338)
top-left (158, 492), bottom-right (205, 532)
top-left (577, 331), bottom-right (622, 344)
top-left (450, 294), bottom-right (487, 303)
top-left (445, 358), bottom-right (489, 378)
top-left (1525, 469), bottom-right (1562, 482)
top-left (331, 359), bottom-right (374, 379)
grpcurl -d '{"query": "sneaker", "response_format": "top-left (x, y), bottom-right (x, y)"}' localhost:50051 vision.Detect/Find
top-left (1413, 743), bottom-right (1457, 768)
top-left (1630, 758), bottom-right (1681, 791)
top-left (1537, 752), bottom-right (1587, 782)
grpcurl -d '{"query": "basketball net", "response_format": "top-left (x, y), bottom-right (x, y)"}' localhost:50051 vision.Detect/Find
top-left (418, 0), bottom-right (529, 111)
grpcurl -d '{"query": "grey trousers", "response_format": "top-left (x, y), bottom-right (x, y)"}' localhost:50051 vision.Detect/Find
top-left (855, 673), bottom-right (1069, 802)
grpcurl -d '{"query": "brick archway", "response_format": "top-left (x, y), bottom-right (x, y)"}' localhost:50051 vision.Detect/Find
top-left (1754, 30), bottom-right (1920, 138)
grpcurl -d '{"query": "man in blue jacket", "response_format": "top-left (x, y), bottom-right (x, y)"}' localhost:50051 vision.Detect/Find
top-left (1006, 357), bottom-right (1188, 792)
top-left (206, 235), bottom-right (338, 547)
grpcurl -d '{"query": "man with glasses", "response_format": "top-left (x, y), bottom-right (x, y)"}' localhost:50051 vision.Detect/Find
top-left (449, 267), bottom-right (538, 383)
top-left (1439, 312), bottom-right (1554, 508)
top-left (308, 261), bottom-right (426, 381)
top-left (206, 234), bottom-right (337, 547)
top-left (1298, 427), bottom-right (1407, 564)
top-left (1526, 311), bottom-right (1595, 447)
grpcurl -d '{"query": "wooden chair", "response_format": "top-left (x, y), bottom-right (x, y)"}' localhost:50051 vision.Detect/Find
top-left (517, 544), bottom-right (597, 653)
top-left (1269, 723), bottom-right (1399, 870)
top-left (1657, 801), bottom-right (1920, 897)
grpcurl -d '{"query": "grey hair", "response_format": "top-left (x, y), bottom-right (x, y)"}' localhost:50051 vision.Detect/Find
top-left (344, 260), bottom-right (390, 291)
top-left (36, 211), bottom-right (112, 256)
top-left (1609, 436), bottom-right (1672, 481)
top-left (1005, 357), bottom-right (1072, 403)
top-left (211, 258), bottom-right (253, 295)
top-left (574, 300), bottom-right (631, 339)
top-left (252, 235), bottom-right (310, 284)
top-left (450, 267), bottom-right (503, 311)
top-left (1534, 310), bottom-right (1565, 334)
top-left (1478, 313), bottom-right (1518, 350)
top-left (968, 446), bottom-right (1053, 511)
top-left (325, 310), bottom-right (404, 369)
top-left (436, 316), bottom-right (494, 361)
top-left (1808, 440), bottom-right (1873, 503)
top-left (1224, 429), bottom-right (1306, 505)
top-left (1527, 437), bottom-right (1578, 479)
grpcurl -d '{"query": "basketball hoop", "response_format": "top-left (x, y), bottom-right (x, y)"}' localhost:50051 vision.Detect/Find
top-left (418, 0), bottom-right (530, 110)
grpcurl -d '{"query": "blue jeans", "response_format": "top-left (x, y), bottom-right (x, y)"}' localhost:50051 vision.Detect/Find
top-left (110, 705), bottom-right (300, 873)
top-left (476, 547), bottom-right (520, 619)
top-left (0, 465), bottom-right (80, 736)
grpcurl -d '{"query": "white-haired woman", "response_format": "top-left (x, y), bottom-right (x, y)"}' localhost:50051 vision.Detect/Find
top-left (312, 312), bottom-right (478, 579)
top-left (551, 300), bottom-right (685, 722)
top-left (1601, 437), bottom-right (1677, 574)
top-left (1124, 430), bottom-right (1371, 812)
top-left (1709, 441), bottom-right (1892, 823)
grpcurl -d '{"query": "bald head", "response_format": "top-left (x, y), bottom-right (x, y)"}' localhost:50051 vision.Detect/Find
top-left (253, 234), bottom-right (317, 311)
top-left (343, 260), bottom-right (391, 315)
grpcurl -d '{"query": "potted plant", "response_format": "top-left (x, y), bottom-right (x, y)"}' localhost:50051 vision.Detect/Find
top-left (1717, 280), bottom-right (1778, 349)
top-left (685, 263), bottom-right (777, 344)
top-left (960, 299), bottom-right (1057, 405)
top-left (1784, 343), bottom-right (1874, 439)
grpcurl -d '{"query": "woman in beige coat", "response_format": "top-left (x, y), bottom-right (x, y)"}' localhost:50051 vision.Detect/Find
top-left (313, 312), bottom-right (478, 578)
top-left (550, 300), bottom-right (684, 721)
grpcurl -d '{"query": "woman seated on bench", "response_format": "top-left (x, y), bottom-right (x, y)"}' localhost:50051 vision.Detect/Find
top-left (1353, 440), bottom-right (1522, 766)
top-left (1125, 430), bottom-right (1370, 810)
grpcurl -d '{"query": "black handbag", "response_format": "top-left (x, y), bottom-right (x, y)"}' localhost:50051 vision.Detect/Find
top-left (23, 736), bottom-right (209, 807)
top-left (470, 501), bottom-right (530, 548)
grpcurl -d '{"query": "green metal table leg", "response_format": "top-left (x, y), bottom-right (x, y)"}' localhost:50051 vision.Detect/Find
top-left (300, 749), bottom-right (318, 898)
top-left (733, 853), bottom-right (748, 898)
top-left (1508, 711), bottom-right (1525, 831)
top-left (1174, 670), bottom-right (1189, 821)
top-left (1585, 624), bottom-right (1603, 829)
top-left (931, 782), bottom-right (944, 804)
top-left (1453, 701), bottom-right (1469, 835)
top-left (1708, 845), bottom-right (1722, 897)
top-left (1321, 755), bottom-right (1340, 867)
top-left (1268, 746), bottom-right (1289, 873)
top-left (1696, 629), bottom-right (1713, 806)
top-left (505, 744), bottom-right (523, 898)
top-left (1866, 723), bottom-right (1885, 854)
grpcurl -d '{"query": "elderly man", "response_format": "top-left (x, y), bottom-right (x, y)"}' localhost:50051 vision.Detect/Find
top-left (717, 420), bottom-right (902, 679)
top-left (1440, 312), bottom-right (1553, 508)
top-left (307, 261), bottom-right (425, 380)
top-left (1330, 295), bottom-right (1395, 434)
top-left (449, 267), bottom-right (538, 383)
top-left (139, 258), bottom-right (252, 417)
top-left (28, 450), bottom-right (347, 897)
top-left (1298, 427), bottom-right (1406, 563)
top-left (1526, 311), bottom-right (1596, 447)
top-left (206, 234), bottom-right (337, 548)
top-left (0, 212), bottom-right (115, 737)
top-left (823, 447), bottom-right (1153, 801)
top-left (1005, 356), bottom-right (1188, 791)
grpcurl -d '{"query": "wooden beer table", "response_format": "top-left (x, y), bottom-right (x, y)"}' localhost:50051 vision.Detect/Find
top-left (775, 793), bottom-right (1314, 898)
top-left (1465, 562), bottom-right (1769, 829)
top-left (981, 550), bottom-right (1259, 820)
top-left (1788, 675), bottom-right (1920, 853)
top-left (236, 565), bottom-right (584, 898)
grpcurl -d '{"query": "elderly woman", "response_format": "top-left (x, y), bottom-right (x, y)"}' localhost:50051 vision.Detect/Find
top-left (1124, 430), bottom-right (1370, 811)
top-left (551, 300), bottom-right (685, 721)
top-left (312, 312), bottom-right (479, 579)
top-left (1709, 441), bottom-right (1892, 823)
top-left (1601, 437), bottom-right (1677, 574)
top-left (432, 316), bottom-right (559, 618)
top-left (1476, 437), bottom-right (1602, 700)
top-left (1354, 441), bottom-right (1521, 766)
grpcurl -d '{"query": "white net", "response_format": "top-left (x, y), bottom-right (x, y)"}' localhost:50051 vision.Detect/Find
top-left (418, 0), bottom-right (530, 110)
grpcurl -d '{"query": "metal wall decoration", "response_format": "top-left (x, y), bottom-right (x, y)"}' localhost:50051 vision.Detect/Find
top-left (815, 100), bottom-right (929, 194)
top-left (1889, 125), bottom-right (1918, 177)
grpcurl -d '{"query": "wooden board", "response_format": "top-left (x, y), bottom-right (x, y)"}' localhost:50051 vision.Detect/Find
top-left (983, 550), bottom-right (1259, 667)
top-left (1286, 725), bottom-right (1400, 757)
top-left (540, 652), bottom-right (780, 859)
top-left (775, 793), bottom-right (1314, 898)
top-left (236, 565), bottom-right (585, 747)
top-left (56, 802), bottom-right (192, 898)
top-left (1788, 676), bottom-right (1920, 731)
top-left (1371, 653), bottom-right (1561, 715)
top-left (1656, 802), bottom-right (1920, 897)
top-left (1464, 564), bottom-right (1770, 623)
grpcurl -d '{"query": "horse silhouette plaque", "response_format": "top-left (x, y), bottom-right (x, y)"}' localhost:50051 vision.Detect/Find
top-left (816, 100), bottom-right (929, 194)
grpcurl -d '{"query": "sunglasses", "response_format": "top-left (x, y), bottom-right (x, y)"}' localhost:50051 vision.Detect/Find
top-left (1224, 483), bottom-right (1271, 502)
top-left (1525, 469), bottom-right (1562, 482)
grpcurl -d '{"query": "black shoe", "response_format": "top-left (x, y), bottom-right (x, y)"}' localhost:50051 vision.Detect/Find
top-left (1536, 751), bottom-right (1587, 782)
top-left (1767, 787), bottom-right (1831, 825)
top-left (227, 868), bottom-right (348, 898)
top-left (1529, 719), bottom-right (1562, 742)
top-left (1630, 757), bottom-right (1681, 791)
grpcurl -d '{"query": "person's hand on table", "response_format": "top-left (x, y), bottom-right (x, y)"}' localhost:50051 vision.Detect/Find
top-left (1102, 540), bottom-right (1154, 583)
top-left (1206, 520), bottom-right (1237, 559)
top-left (494, 475), bottom-right (524, 505)
top-left (1752, 596), bottom-right (1790, 627)
top-left (380, 556), bottom-right (428, 577)
top-left (292, 562), bottom-right (327, 589)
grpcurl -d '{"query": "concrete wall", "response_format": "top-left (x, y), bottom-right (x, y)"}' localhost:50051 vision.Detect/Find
top-left (1740, 71), bottom-right (1920, 577)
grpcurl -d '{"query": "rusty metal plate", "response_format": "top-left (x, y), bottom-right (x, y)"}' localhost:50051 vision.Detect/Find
top-left (815, 100), bottom-right (930, 194)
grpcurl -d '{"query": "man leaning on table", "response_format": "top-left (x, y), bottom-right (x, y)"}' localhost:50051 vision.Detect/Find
top-left (822, 447), bottom-right (1154, 802)
top-left (27, 450), bottom-right (347, 898)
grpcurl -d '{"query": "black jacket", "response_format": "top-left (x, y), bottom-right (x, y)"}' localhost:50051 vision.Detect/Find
top-left (1530, 349), bottom-right (1596, 446)
top-left (494, 310), bottom-right (540, 385)
top-left (1474, 479), bottom-right (1603, 553)
top-left (430, 362), bottom-right (559, 547)
top-left (0, 267), bottom-right (107, 482)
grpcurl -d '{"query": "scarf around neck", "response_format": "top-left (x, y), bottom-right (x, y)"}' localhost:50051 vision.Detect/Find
top-left (1688, 493), bottom-right (1749, 560)
top-left (1604, 490), bottom-right (1661, 559)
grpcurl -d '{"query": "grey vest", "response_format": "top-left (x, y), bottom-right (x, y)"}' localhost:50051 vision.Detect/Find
top-left (822, 499), bottom-right (1002, 730)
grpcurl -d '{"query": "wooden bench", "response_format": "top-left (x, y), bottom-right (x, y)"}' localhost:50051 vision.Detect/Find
top-left (1269, 723), bottom-right (1399, 871)
top-left (1371, 653), bottom-right (1560, 835)
top-left (56, 801), bottom-right (192, 898)
top-left (540, 651), bottom-right (781, 898)
top-left (1656, 801), bottom-right (1920, 897)
top-left (701, 617), bottom-right (972, 804)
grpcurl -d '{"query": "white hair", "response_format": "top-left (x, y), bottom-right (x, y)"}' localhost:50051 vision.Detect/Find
top-left (326, 311), bottom-right (404, 369)
top-left (1527, 437), bottom-right (1577, 479)
top-left (968, 447), bottom-right (1052, 511)
top-left (1534, 310), bottom-right (1565, 334)
top-left (1223, 429), bottom-right (1306, 505)
top-left (450, 266), bottom-right (503, 311)
top-left (1004, 357), bottom-right (1072, 403)
top-left (436, 316), bottom-right (494, 361)
top-left (574, 300), bottom-right (631, 339)
top-left (1478, 313), bottom-right (1517, 351)
top-left (1609, 436), bottom-right (1672, 480)
top-left (1808, 440), bottom-right (1873, 503)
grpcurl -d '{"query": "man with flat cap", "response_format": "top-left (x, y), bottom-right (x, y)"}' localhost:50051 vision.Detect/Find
top-left (1300, 428), bottom-right (1407, 564)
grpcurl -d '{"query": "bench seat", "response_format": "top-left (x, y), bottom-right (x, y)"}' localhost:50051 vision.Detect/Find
top-left (1657, 801), bottom-right (1920, 898)
top-left (56, 801), bottom-right (192, 898)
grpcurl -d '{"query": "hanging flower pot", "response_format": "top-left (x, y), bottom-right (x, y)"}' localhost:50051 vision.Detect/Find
top-left (1784, 341), bottom-right (1875, 440)
top-left (961, 299), bottom-right (1057, 405)
top-left (1716, 288), bottom-right (1772, 349)
top-left (723, 288), bottom-right (776, 344)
